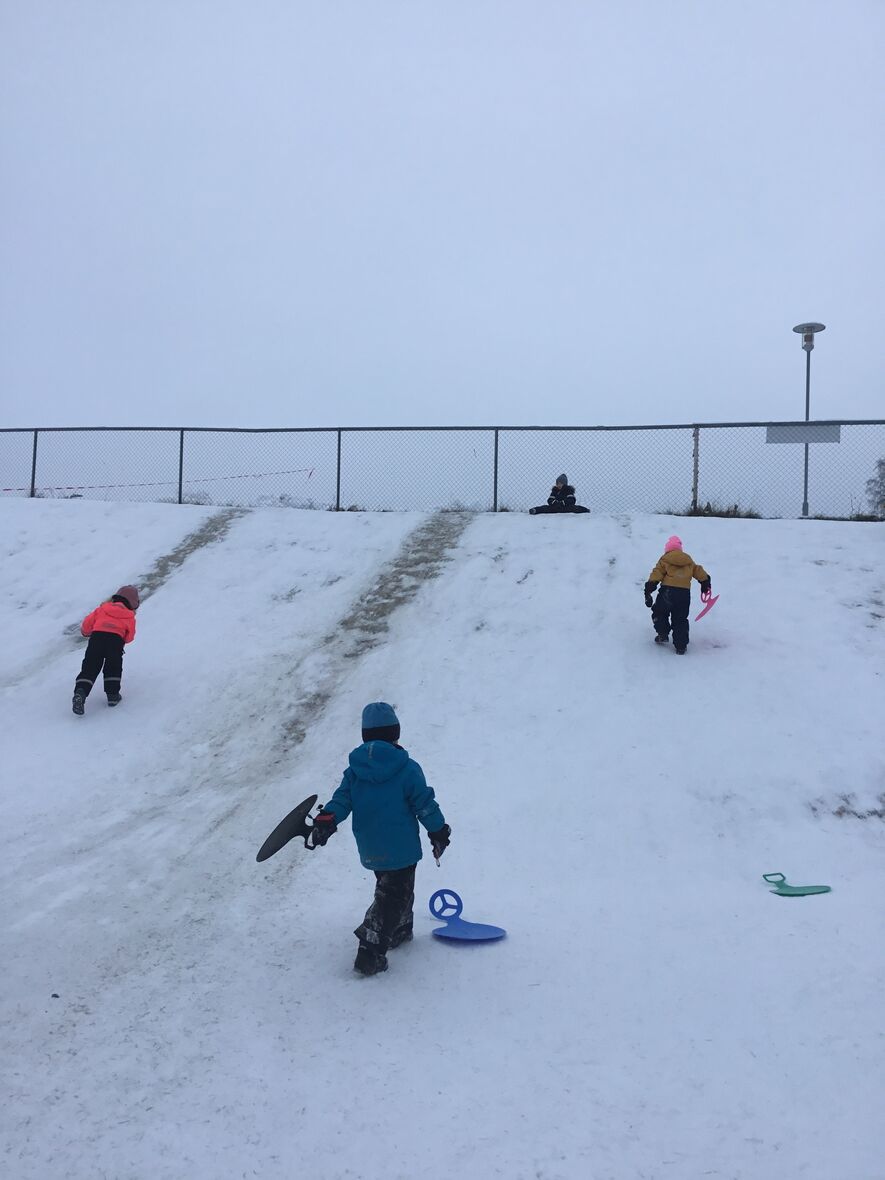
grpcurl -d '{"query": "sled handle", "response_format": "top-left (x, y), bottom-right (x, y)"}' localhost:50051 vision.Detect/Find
top-left (762, 872), bottom-right (786, 884)
top-left (429, 889), bottom-right (464, 921)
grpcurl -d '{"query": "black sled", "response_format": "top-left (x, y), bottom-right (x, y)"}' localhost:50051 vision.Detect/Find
top-left (256, 794), bottom-right (321, 862)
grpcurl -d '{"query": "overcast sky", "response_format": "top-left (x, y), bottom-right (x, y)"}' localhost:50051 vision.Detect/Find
top-left (1, 0), bottom-right (883, 429)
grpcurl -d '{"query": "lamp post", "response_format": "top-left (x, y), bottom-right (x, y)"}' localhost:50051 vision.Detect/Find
top-left (792, 321), bottom-right (826, 516)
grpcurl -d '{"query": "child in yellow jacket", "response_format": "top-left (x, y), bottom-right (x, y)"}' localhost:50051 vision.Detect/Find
top-left (643, 536), bottom-right (710, 654)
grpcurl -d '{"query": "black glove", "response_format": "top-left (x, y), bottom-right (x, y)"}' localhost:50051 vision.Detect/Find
top-left (699, 578), bottom-right (711, 596)
top-left (311, 811), bottom-right (337, 847)
top-left (428, 824), bottom-right (451, 861)
top-left (644, 581), bottom-right (657, 609)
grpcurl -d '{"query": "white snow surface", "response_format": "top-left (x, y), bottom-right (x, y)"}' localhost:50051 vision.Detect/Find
top-left (2, 500), bottom-right (884, 1180)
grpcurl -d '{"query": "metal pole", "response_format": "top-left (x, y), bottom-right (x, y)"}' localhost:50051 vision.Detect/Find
top-left (178, 429), bottom-right (185, 504)
top-left (492, 429), bottom-right (499, 512)
top-left (335, 430), bottom-right (342, 511)
top-left (691, 425), bottom-right (699, 512)
top-left (802, 349), bottom-right (811, 516)
top-left (29, 430), bottom-right (39, 497)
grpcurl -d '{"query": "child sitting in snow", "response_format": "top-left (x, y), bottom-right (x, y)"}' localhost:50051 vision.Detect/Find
top-left (311, 702), bottom-right (451, 976)
top-left (644, 536), bottom-right (710, 655)
top-left (529, 474), bottom-right (590, 514)
top-left (72, 585), bottom-right (139, 714)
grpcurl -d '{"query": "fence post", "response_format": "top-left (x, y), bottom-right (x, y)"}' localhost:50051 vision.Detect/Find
top-left (335, 430), bottom-right (342, 511)
top-left (178, 430), bottom-right (185, 505)
top-left (492, 429), bottom-right (499, 512)
top-left (29, 430), bottom-right (39, 498)
top-left (691, 425), bottom-right (700, 512)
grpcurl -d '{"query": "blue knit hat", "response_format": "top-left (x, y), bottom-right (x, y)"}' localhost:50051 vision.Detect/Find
top-left (556, 474), bottom-right (568, 486)
top-left (361, 702), bottom-right (399, 730)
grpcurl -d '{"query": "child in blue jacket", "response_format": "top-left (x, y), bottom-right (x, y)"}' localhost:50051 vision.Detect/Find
top-left (312, 702), bottom-right (451, 976)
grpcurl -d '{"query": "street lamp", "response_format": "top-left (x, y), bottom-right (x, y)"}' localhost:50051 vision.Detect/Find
top-left (792, 321), bottom-right (826, 516)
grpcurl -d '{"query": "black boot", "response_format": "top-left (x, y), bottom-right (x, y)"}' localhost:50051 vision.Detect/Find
top-left (72, 690), bottom-right (86, 715)
top-left (389, 924), bottom-right (413, 949)
top-left (354, 943), bottom-right (388, 976)
top-left (107, 692), bottom-right (122, 706)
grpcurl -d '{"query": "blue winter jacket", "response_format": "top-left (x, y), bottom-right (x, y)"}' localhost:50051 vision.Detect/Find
top-left (323, 741), bottom-right (445, 871)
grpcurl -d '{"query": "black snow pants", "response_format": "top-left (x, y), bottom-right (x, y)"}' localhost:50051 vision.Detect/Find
top-left (529, 503), bottom-right (590, 514)
top-left (354, 864), bottom-right (417, 954)
top-left (75, 632), bottom-right (125, 698)
top-left (652, 585), bottom-right (691, 650)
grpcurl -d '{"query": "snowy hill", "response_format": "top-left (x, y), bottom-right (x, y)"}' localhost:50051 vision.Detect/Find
top-left (2, 499), bottom-right (884, 1180)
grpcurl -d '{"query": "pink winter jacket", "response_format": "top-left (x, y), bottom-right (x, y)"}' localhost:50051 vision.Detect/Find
top-left (81, 601), bottom-right (136, 644)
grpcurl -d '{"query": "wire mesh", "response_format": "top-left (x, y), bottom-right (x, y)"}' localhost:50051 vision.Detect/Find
top-left (181, 430), bottom-right (337, 509)
top-left (2, 422), bottom-right (883, 518)
top-left (339, 430), bottom-right (496, 512)
top-left (0, 430), bottom-right (35, 498)
top-left (696, 423), bottom-right (885, 518)
top-left (26, 430), bottom-right (180, 502)
top-left (498, 427), bottom-right (695, 514)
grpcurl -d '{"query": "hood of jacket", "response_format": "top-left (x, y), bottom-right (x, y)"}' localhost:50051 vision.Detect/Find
top-left (348, 740), bottom-right (410, 785)
top-left (661, 549), bottom-right (694, 571)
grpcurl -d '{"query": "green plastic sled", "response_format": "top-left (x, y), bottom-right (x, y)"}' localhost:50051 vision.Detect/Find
top-left (763, 872), bottom-right (831, 897)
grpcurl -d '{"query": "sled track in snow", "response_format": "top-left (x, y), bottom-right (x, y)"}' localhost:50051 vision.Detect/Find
top-left (195, 512), bottom-right (472, 845)
top-left (128, 509), bottom-right (247, 603)
top-left (1, 509), bottom-right (247, 692)
top-left (64, 508), bottom-right (247, 635)
top-left (282, 511), bottom-right (472, 747)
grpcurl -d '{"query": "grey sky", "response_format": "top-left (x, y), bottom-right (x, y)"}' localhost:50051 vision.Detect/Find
top-left (1, 0), bottom-right (883, 428)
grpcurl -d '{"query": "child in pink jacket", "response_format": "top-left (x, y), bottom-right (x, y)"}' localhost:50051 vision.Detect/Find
top-left (72, 585), bottom-right (139, 714)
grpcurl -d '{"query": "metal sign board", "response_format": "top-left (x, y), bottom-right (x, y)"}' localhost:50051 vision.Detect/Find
top-left (766, 424), bottom-right (841, 444)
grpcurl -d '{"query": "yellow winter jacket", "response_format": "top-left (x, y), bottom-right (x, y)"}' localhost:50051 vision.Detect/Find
top-left (647, 549), bottom-right (710, 590)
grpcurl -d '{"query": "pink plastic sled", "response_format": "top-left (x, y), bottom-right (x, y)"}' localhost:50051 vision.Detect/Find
top-left (695, 590), bottom-right (719, 621)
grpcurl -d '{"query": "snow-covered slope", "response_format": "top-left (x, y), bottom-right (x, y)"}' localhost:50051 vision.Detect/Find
top-left (2, 500), bottom-right (884, 1180)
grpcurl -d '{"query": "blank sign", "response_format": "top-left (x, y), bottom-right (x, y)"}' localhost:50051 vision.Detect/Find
top-left (766, 424), bottom-right (841, 444)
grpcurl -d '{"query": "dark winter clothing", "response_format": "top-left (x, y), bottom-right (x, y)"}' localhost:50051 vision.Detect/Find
top-left (316, 704), bottom-right (449, 975)
top-left (651, 585), bottom-right (691, 651)
top-left (73, 596), bottom-right (137, 709)
top-left (354, 863), bottom-right (417, 970)
top-left (81, 600), bottom-right (136, 644)
top-left (645, 545), bottom-right (711, 652)
top-left (529, 503), bottom-right (590, 514)
top-left (529, 479), bottom-right (590, 514)
top-left (548, 482), bottom-right (577, 508)
top-left (322, 740), bottom-right (445, 871)
top-left (428, 824), bottom-right (451, 860)
top-left (361, 701), bottom-right (401, 744)
top-left (74, 631), bottom-right (125, 699)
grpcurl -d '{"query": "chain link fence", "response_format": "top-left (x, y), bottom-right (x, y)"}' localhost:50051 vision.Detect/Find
top-left (2, 423), bottom-right (883, 519)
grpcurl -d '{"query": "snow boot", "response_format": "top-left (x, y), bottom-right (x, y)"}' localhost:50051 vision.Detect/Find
top-left (354, 943), bottom-right (388, 976)
top-left (674, 646), bottom-right (687, 655)
top-left (654, 634), bottom-right (669, 645)
top-left (389, 924), bottom-right (413, 950)
top-left (106, 693), bottom-right (122, 707)
top-left (72, 690), bottom-right (86, 716)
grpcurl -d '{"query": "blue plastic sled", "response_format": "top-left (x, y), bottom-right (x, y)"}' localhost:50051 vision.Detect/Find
top-left (429, 889), bottom-right (506, 942)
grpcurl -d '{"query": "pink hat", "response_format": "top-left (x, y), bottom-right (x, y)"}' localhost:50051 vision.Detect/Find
top-left (664, 535), bottom-right (683, 553)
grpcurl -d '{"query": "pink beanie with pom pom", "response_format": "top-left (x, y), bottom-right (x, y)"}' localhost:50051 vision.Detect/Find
top-left (664, 535), bottom-right (683, 553)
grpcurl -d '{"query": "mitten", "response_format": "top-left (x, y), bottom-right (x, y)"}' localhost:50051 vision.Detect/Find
top-left (428, 824), bottom-right (451, 861)
top-left (311, 811), bottom-right (337, 847)
top-left (699, 578), bottom-right (711, 596)
top-left (644, 581), bottom-right (657, 609)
